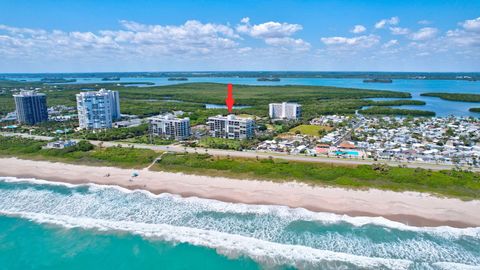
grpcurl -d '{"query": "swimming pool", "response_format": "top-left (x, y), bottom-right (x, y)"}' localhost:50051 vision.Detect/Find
top-left (335, 150), bottom-right (359, 156)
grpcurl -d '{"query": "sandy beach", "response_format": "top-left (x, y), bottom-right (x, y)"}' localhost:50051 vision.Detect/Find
top-left (1, 157), bottom-right (479, 228)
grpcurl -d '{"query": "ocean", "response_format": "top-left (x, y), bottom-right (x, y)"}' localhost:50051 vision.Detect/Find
top-left (6, 76), bottom-right (480, 117)
top-left (0, 177), bottom-right (479, 269)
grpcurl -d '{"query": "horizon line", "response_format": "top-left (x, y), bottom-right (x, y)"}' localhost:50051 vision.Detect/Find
top-left (1, 70), bottom-right (480, 75)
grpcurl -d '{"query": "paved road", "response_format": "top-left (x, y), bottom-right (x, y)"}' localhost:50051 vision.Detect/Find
top-left (1, 132), bottom-right (53, 141)
top-left (2, 132), bottom-right (479, 172)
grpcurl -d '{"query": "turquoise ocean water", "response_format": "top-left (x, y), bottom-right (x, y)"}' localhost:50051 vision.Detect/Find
top-left (0, 177), bottom-right (479, 269)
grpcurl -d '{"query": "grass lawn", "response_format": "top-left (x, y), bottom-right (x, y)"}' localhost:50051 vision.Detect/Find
top-left (289, 125), bottom-right (333, 136)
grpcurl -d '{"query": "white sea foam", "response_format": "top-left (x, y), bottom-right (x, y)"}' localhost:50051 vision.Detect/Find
top-left (1, 176), bottom-right (479, 239)
top-left (433, 262), bottom-right (480, 270)
top-left (0, 210), bottom-right (414, 270)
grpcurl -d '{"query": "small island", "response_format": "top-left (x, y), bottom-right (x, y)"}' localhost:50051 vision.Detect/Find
top-left (456, 76), bottom-right (477, 81)
top-left (470, 108), bottom-right (480, 113)
top-left (101, 77), bottom-right (120, 81)
top-left (40, 78), bottom-right (77, 83)
top-left (168, 77), bottom-right (189, 81)
top-left (363, 78), bottom-right (393, 83)
top-left (257, 77), bottom-right (281, 82)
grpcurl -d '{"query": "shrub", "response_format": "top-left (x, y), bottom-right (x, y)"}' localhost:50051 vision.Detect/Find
top-left (76, 140), bottom-right (94, 152)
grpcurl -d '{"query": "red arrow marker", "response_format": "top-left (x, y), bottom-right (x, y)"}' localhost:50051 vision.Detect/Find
top-left (225, 83), bottom-right (235, 113)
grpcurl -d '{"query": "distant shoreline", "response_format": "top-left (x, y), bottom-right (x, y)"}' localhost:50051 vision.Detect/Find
top-left (2, 71), bottom-right (480, 81)
top-left (1, 157), bottom-right (479, 228)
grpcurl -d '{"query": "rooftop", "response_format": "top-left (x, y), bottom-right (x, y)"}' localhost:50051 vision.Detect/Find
top-left (13, 90), bottom-right (45, 97)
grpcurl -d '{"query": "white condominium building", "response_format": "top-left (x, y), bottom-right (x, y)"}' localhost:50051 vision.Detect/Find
top-left (76, 89), bottom-right (121, 129)
top-left (269, 102), bottom-right (301, 120)
top-left (207, 115), bottom-right (255, 140)
top-left (149, 114), bottom-right (191, 140)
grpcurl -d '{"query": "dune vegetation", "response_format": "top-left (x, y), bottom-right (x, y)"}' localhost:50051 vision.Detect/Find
top-left (152, 153), bottom-right (480, 200)
top-left (0, 136), bottom-right (158, 168)
top-left (2, 135), bottom-right (480, 199)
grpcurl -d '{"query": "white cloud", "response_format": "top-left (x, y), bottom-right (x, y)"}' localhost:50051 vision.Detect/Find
top-left (321, 34), bottom-right (380, 49)
top-left (416, 51), bottom-right (430, 56)
top-left (236, 20), bottom-right (302, 39)
top-left (119, 19), bottom-right (239, 40)
top-left (437, 17), bottom-right (480, 49)
top-left (1, 16), bottom-right (479, 72)
top-left (409, 27), bottom-right (438, 41)
top-left (0, 24), bottom-right (47, 35)
top-left (375, 17), bottom-right (399, 29)
top-left (390, 27), bottom-right (409, 35)
top-left (461, 17), bottom-right (480, 32)
top-left (400, 17), bottom-right (480, 58)
top-left (237, 47), bottom-right (252, 53)
top-left (351, 25), bottom-right (366, 34)
top-left (0, 18), bottom-right (314, 68)
top-left (446, 29), bottom-right (480, 47)
top-left (240, 17), bottom-right (250, 24)
top-left (0, 20), bottom-right (245, 60)
top-left (382, 39), bottom-right (399, 48)
top-left (236, 18), bottom-right (309, 50)
top-left (264, 37), bottom-right (310, 51)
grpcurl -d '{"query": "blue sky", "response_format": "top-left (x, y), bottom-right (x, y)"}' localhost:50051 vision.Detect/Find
top-left (0, 0), bottom-right (479, 72)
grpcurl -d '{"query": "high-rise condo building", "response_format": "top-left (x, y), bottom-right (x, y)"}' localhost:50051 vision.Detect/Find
top-left (76, 89), bottom-right (120, 129)
top-left (268, 102), bottom-right (301, 120)
top-left (13, 91), bottom-right (48, 125)
top-left (207, 114), bottom-right (255, 140)
top-left (149, 114), bottom-right (191, 140)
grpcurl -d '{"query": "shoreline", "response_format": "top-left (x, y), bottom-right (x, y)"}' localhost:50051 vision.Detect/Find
top-left (1, 157), bottom-right (479, 228)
